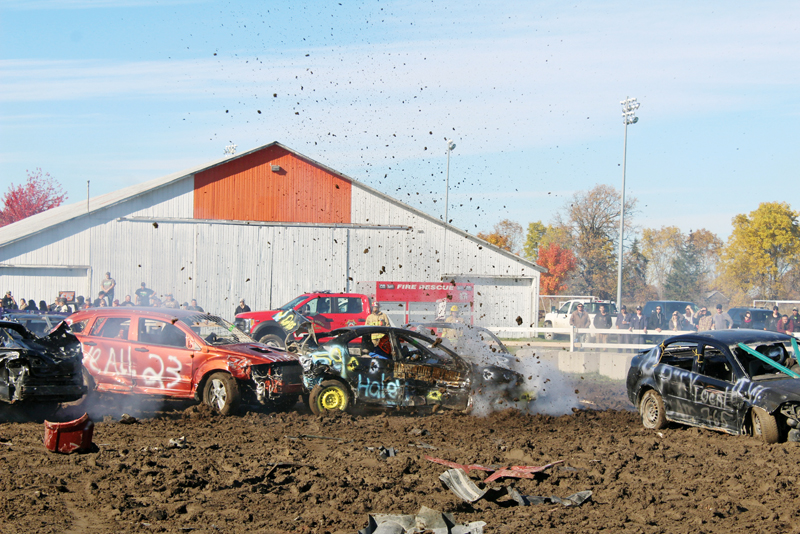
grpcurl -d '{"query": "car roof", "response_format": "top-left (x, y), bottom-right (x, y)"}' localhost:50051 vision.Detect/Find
top-left (70, 308), bottom-right (214, 320)
top-left (663, 329), bottom-right (794, 346)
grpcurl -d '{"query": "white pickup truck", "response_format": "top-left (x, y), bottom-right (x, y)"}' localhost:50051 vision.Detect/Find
top-left (542, 299), bottom-right (617, 339)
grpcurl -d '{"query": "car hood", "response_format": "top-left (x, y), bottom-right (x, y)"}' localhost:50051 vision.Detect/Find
top-left (751, 375), bottom-right (800, 411)
top-left (215, 343), bottom-right (300, 365)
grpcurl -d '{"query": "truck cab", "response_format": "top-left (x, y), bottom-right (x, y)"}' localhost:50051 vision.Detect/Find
top-left (542, 299), bottom-right (617, 339)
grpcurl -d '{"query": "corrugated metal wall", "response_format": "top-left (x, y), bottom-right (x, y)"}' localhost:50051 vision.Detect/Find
top-left (1, 151), bottom-right (539, 327)
top-left (194, 145), bottom-right (352, 223)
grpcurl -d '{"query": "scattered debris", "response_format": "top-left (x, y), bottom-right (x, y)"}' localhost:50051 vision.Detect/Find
top-left (378, 446), bottom-right (396, 460)
top-left (425, 455), bottom-right (563, 482)
top-left (285, 434), bottom-right (348, 442)
top-left (44, 413), bottom-right (94, 454)
top-left (168, 436), bottom-right (188, 449)
top-left (119, 414), bottom-right (138, 424)
top-left (358, 505), bottom-right (486, 534)
top-left (409, 442), bottom-right (437, 450)
top-left (506, 487), bottom-right (592, 507)
top-left (409, 427), bottom-right (428, 437)
top-left (438, 468), bottom-right (489, 503)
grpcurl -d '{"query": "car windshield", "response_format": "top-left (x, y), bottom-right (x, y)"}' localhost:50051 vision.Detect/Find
top-left (278, 296), bottom-right (308, 311)
top-left (180, 314), bottom-right (254, 345)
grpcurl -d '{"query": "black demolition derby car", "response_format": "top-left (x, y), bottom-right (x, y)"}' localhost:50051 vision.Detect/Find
top-left (0, 320), bottom-right (86, 417)
top-left (627, 330), bottom-right (800, 443)
top-left (291, 325), bottom-right (533, 414)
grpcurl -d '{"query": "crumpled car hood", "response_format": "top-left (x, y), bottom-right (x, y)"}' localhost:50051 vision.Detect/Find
top-left (216, 343), bottom-right (300, 365)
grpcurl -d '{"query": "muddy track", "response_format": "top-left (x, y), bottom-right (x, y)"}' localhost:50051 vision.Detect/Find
top-left (0, 377), bottom-right (796, 533)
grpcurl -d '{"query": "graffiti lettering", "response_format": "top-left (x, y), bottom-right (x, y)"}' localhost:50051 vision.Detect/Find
top-left (357, 373), bottom-right (400, 400)
top-left (140, 354), bottom-right (183, 389)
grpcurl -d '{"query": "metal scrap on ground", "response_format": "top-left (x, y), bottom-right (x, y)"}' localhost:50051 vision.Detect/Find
top-left (425, 455), bottom-right (563, 482)
top-left (358, 505), bottom-right (486, 534)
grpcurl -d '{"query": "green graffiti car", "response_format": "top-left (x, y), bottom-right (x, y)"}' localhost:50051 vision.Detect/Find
top-left (294, 325), bottom-right (531, 415)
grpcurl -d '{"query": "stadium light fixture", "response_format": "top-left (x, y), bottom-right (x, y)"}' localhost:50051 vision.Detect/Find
top-left (616, 97), bottom-right (640, 310)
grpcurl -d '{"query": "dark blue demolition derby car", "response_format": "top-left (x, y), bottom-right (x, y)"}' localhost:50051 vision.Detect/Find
top-left (627, 330), bottom-right (800, 443)
top-left (292, 325), bottom-right (533, 415)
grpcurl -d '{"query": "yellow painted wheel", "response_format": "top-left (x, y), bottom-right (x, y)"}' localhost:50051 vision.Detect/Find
top-left (309, 380), bottom-right (351, 415)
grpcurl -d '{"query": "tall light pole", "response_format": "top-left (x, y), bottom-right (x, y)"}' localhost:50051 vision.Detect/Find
top-left (616, 97), bottom-right (640, 309)
top-left (445, 139), bottom-right (456, 224)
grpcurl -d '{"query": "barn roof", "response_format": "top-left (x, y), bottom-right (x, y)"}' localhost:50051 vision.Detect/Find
top-left (0, 142), bottom-right (544, 273)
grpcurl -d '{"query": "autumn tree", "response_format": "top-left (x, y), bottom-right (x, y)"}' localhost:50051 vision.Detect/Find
top-left (622, 238), bottom-right (658, 305)
top-left (555, 184), bottom-right (637, 300)
top-left (719, 202), bottom-right (800, 300)
top-left (641, 226), bottom-right (683, 298)
top-left (522, 221), bottom-right (547, 261)
top-left (536, 243), bottom-right (577, 294)
top-left (0, 169), bottom-right (67, 227)
top-left (477, 219), bottom-right (523, 254)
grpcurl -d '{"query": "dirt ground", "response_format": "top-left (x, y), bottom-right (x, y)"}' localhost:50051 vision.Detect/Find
top-left (1, 372), bottom-right (798, 534)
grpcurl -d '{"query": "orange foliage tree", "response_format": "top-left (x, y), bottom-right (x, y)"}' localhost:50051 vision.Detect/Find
top-left (477, 219), bottom-right (523, 253)
top-left (536, 243), bottom-right (577, 294)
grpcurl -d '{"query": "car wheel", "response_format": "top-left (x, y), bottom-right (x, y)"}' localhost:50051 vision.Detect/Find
top-left (202, 372), bottom-right (241, 415)
top-left (543, 321), bottom-right (554, 340)
top-left (751, 407), bottom-right (780, 444)
top-left (309, 380), bottom-right (351, 415)
top-left (640, 390), bottom-right (667, 430)
top-left (259, 334), bottom-right (284, 349)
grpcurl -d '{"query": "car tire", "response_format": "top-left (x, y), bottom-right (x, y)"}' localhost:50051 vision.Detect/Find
top-left (640, 390), bottom-right (667, 430)
top-left (259, 334), bottom-right (284, 349)
top-left (543, 321), bottom-right (554, 340)
top-left (751, 407), bottom-right (780, 444)
top-left (202, 372), bottom-right (241, 415)
top-left (309, 380), bottom-right (351, 415)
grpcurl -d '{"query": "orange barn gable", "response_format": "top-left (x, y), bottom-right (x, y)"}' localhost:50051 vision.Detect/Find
top-left (193, 144), bottom-right (352, 223)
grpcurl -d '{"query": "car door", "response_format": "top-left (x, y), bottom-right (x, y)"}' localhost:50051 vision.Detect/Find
top-left (344, 333), bottom-right (401, 406)
top-left (131, 316), bottom-right (195, 396)
top-left (652, 340), bottom-right (699, 422)
top-left (688, 343), bottom-right (743, 433)
top-left (300, 297), bottom-right (335, 331)
top-left (392, 331), bottom-right (469, 410)
top-left (332, 296), bottom-right (367, 328)
top-left (81, 315), bottom-right (134, 392)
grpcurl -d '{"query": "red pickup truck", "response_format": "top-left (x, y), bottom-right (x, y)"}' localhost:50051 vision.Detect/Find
top-left (235, 292), bottom-right (373, 348)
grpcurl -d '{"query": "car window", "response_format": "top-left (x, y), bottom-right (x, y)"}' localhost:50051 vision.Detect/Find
top-left (346, 334), bottom-right (392, 359)
top-left (304, 297), bottom-right (332, 315)
top-left (558, 303), bottom-right (571, 314)
top-left (395, 333), bottom-right (454, 364)
top-left (180, 314), bottom-right (253, 345)
top-left (697, 344), bottom-right (734, 382)
top-left (658, 341), bottom-right (697, 371)
top-left (90, 317), bottom-right (131, 340)
top-left (138, 318), bottom-right (187, 348)
top-left (335, 297), bottom-right (363, 314)
top-left (733, 342), bottom-right (793, 379)
top-left (69, 318), bottom-right (89, 333)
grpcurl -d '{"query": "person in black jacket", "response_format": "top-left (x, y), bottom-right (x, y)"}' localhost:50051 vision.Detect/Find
top-left (593, 305), bottom-right (613, 345)
top-left (764, 306), bottom-right (781, 332)
top-left (235, 299), bottom-right (251, 317)
top-left (648, 305), bottom-right (669, 332)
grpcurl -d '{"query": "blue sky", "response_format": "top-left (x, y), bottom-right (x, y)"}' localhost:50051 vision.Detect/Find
top-left (1, 0), bottom-right (798, 240)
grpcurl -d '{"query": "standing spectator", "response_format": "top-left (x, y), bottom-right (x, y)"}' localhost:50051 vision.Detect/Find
top-left (616, 305), bottom-right (632, 346)
top-left (135, 282), bottom-right (155, 307)
top-left (2, 291), bottom-right (18, 309)
top-left (94, 291), bottom-right (107, 308)
top-left (629, 306), bottom-right (648, 347)
top-left (764, 306), bottom-right (781, 332)
top-left (55, 298), bottom-right (72, 313)
top-left (669, 311), bottom-right (688, 331)
top-left (180, 302), bottom-right (188, 310)
top-left (712, 304), bottom-right (733, 330)
top-left (163, 294), bottom-right (179, 309)
top-left (120, 295), bottom-right (134, 306)
top-left (697, 308), bottom-right (714, 331)
top-left (683, 305), bottom-right (695, 326)
top-left (151, 296), bottom-right (163, 308)
top-left (791, 307), bottom-right (800, 333)
top-left (235, 299), bottom-right (251, 316)
top-left (569, 303), bottom-right (591, 344)
top-left (187, 299), bottom-right (204, 312)
top-left (593, 305), bottom-right (612, 345)
top-left (19, 298), bottom-right (28, 310)
top-left (100, 272), bottom-right (116, 306)
top-left (648, 305), bottom-right (668, 332)
top-left (740, 311), bottom-right (755, 329)
top-left (777, 315), bottom-right (794, 335)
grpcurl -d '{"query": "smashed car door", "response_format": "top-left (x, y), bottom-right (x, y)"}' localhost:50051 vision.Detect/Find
top-left (82, 315), bottom-right (135, 392)
top-left (131, 317), bottom-right (194, 395)
top-left (348, 334), bottom-right (403, 406)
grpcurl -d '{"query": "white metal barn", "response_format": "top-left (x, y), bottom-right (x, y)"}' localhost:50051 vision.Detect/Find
top-left (0, 143), bottom-right (543, 326)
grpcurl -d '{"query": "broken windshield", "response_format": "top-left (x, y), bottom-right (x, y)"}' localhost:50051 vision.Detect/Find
top-left (180, 315), bottom-right (254, 346)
